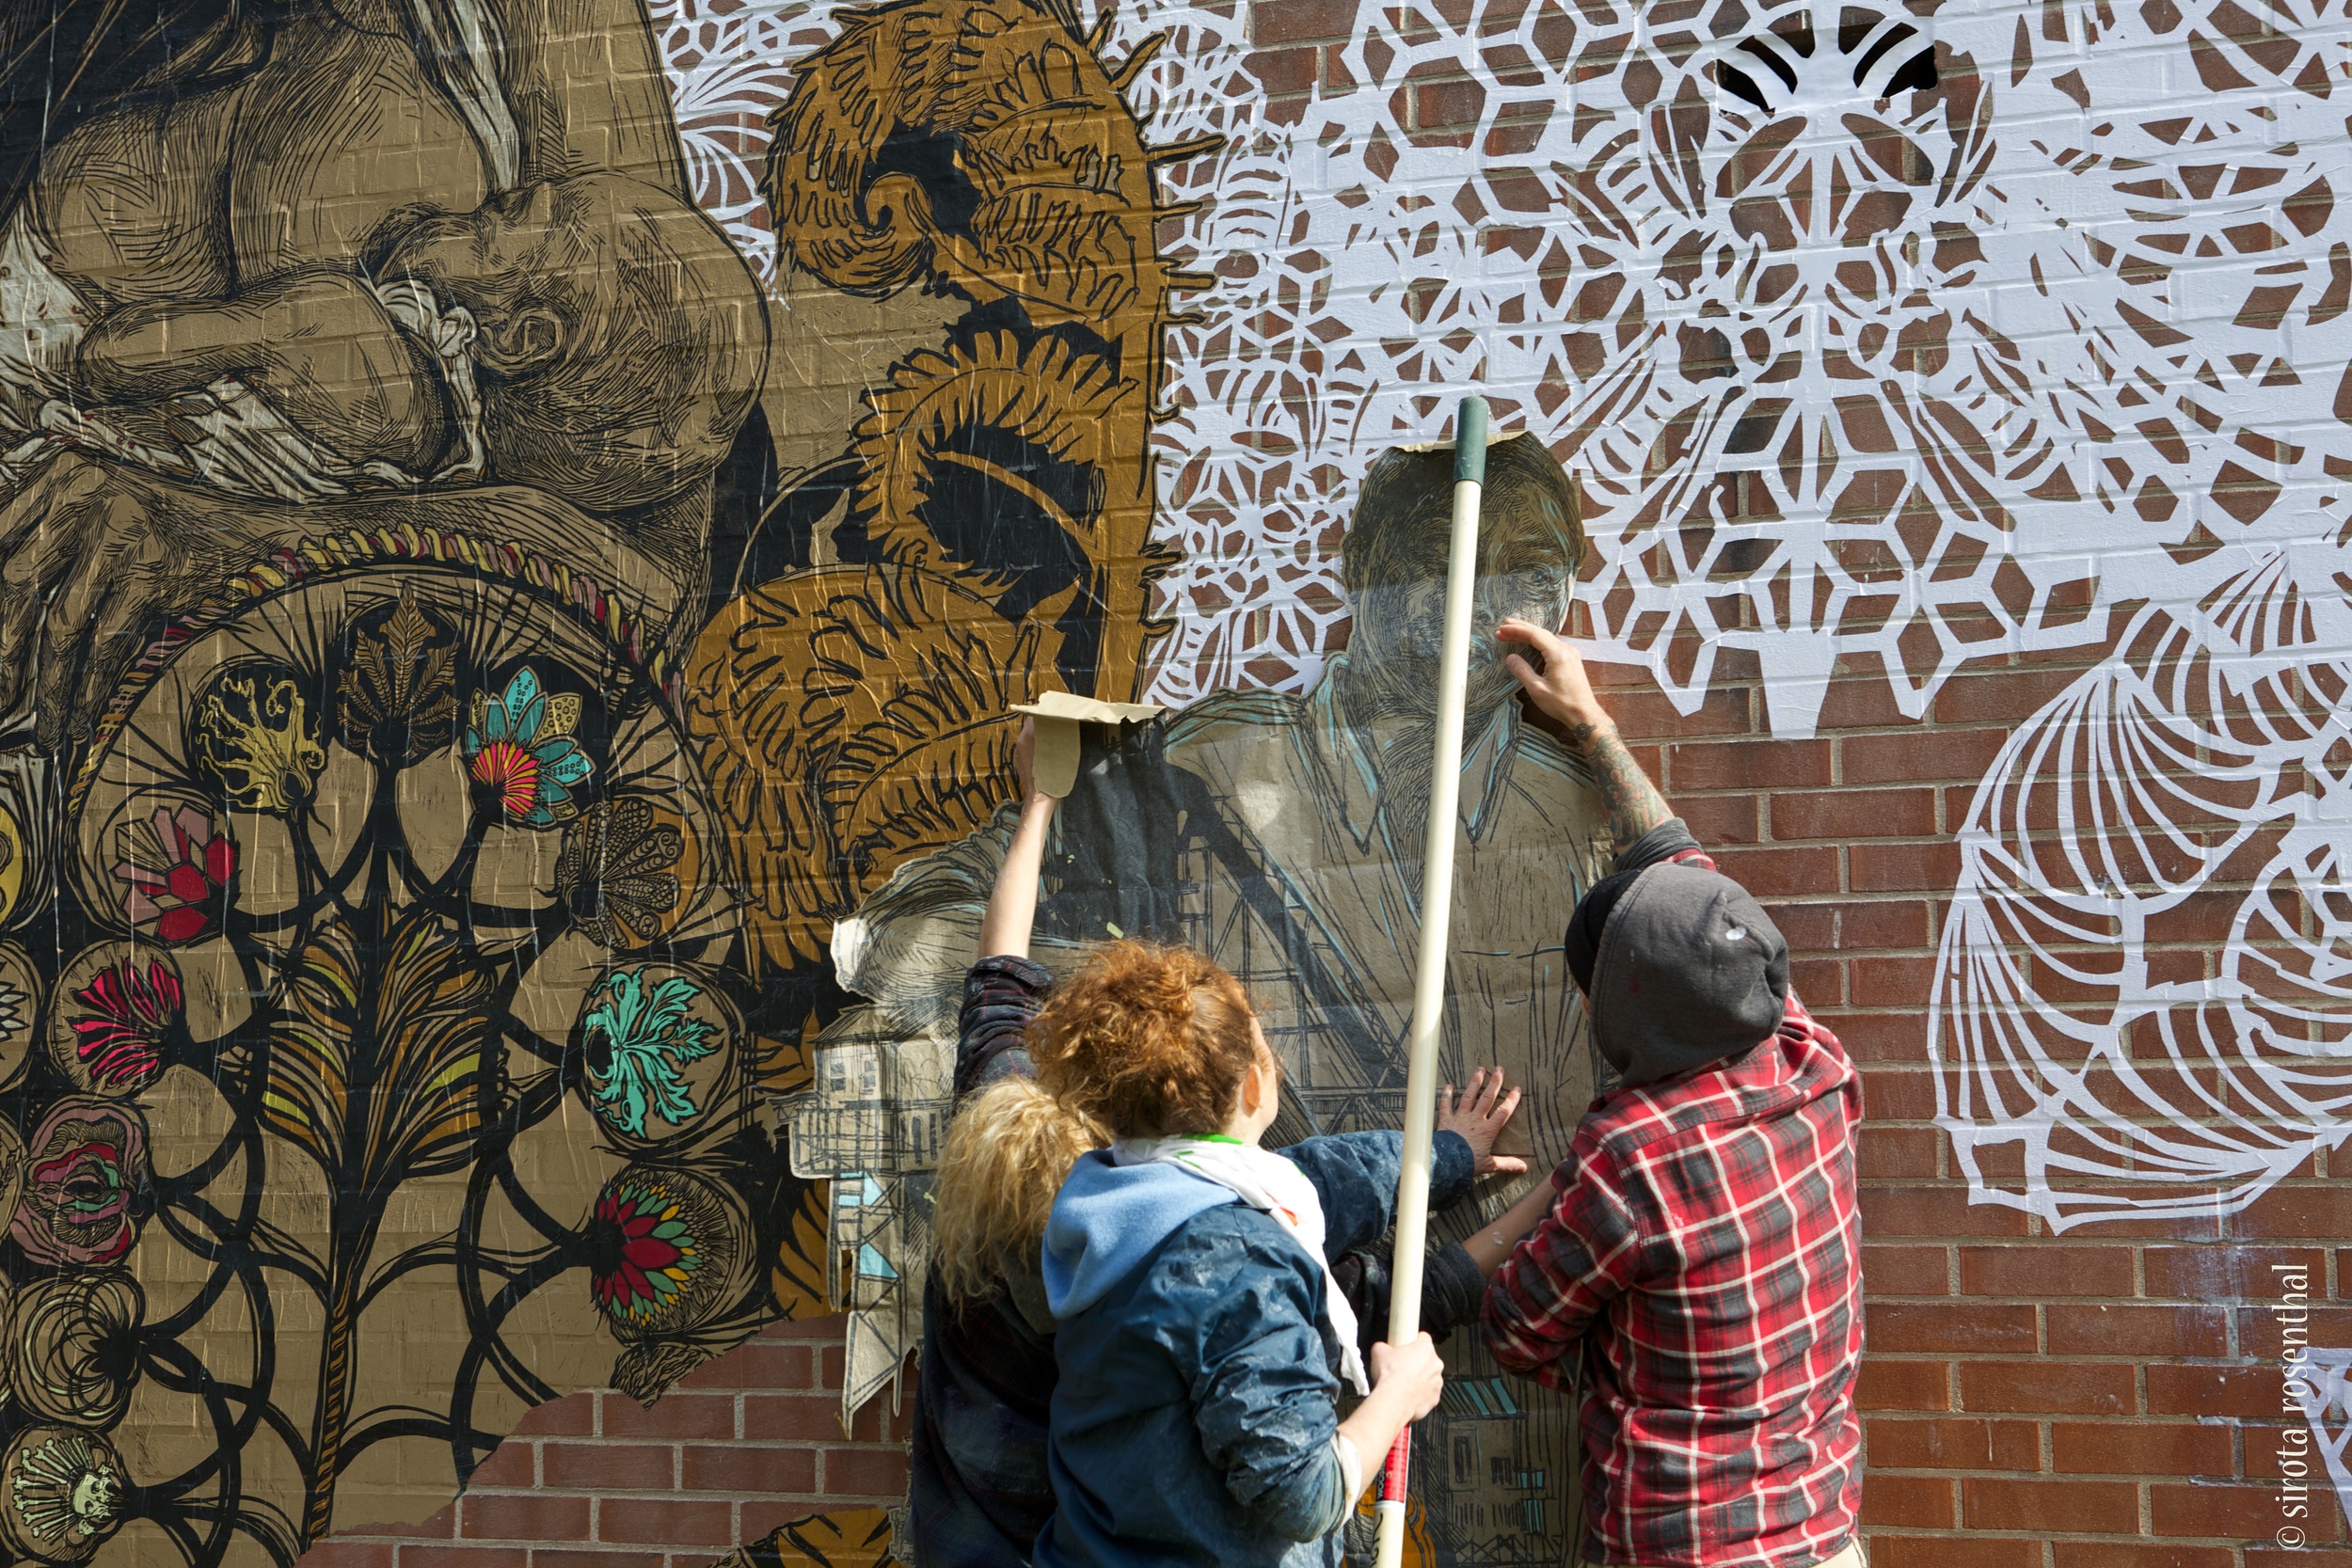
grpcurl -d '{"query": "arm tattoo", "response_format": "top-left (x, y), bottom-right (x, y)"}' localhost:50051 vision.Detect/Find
top-left (1561, 718), bottom-right (1673, 854)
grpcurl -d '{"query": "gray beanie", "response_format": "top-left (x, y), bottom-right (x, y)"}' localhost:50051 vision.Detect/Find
top-left (1585, 862), bottom-right (1790, 1086)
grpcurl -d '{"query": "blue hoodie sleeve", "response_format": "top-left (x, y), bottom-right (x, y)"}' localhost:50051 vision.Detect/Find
top-left (1280, 1131), bottom-right (1477, 1258)
top-left (1166, 1214), bottom-right (1351, 1543)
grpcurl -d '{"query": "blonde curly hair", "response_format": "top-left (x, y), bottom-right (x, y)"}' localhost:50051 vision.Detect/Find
top-left (930, 1077), bottom-right (1105, 1305)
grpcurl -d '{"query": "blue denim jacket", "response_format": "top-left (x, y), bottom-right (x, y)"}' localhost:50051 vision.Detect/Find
top-left (1035, 1129), bottom-right (1469, 1568)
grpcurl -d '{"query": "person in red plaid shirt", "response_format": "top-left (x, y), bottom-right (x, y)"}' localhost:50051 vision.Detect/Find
top-left (1472, 617), bottom-right (1866, 1568)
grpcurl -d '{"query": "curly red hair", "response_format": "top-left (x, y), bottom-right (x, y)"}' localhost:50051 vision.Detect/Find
top-left (1028, 941), bottom-right (1262, 1138)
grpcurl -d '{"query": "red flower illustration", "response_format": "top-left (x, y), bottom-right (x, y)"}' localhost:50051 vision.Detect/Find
top-left (112, 807), bottom-right (236, 945)
top-left (469, 739), bottom-right (542, 821)
top-left (67, 959), bottom-right (181, 1093)
top-left (587, 1182), bottom-right (701, 1324)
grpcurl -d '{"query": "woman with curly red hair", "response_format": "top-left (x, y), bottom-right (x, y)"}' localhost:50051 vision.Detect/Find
top-left (1033, 938), bottom-right (1466, 1568)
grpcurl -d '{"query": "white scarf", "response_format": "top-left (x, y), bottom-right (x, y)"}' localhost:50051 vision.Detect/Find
top-left (1113, 1134), bottom-right (1370, 1394)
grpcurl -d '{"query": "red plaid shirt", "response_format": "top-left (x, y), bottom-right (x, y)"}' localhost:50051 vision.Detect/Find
top-left (1480, 955), bottom-right (1863, 1566)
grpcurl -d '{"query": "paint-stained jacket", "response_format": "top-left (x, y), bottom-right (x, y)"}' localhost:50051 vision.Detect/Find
top-left (1035, 1129), bottom-right (1459, 1568)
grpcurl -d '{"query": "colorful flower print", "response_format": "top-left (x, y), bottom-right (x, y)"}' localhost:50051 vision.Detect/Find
top-left (62, 960), bottom-right (180, 1095)
top-left (464, 668), bottom-right (593, 827)
top-left (110, 807), bottom-right (235, 945)
top-left (11, 1102), bottom-right (148, 1269)
top-left (587, 1179), bottom-right (704, 1326)
top-left (580, 969), bottom-right (719, 1139)
top-left (193, 671), bottom-right (326, 816)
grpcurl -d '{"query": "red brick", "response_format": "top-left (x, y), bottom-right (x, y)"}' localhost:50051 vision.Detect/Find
top-left (1934, 666), bottom-right (2098, 726)
top-left (1843, 728), bottom-right (2011, 785)
top-left (1775, 898), bottom-right (1932, 954)
top-left (1961, 1244), bottom-right (2134, 1298)
top-left (464, 1442), bottom-right (535, 1492)
top-left (2143, 1245), bottom-right (2328, 1300)
top-left (2147, 1363), bottom-right (2291, 1419)
top-left (2048, 1303), bottom-right (2228, 1359)
top-left (1248, 0), bottom-right (1356, 45)
top-left (2152, 1480), bottom-right (2344, 1540)
top-left (1771, 788), bottom-right (1937, 841)
top-left (681, 1445), bottom-right (819, 1495)
top-left (2054, 1546), bottom-right (2238, 1568)
top-left (1866, 1416), bottom-right (2040, 1471)
top-left (2052, 1419), bottom-right (2233, 1477)
top-left (509, 1396), bottom-right (596, 1437)
top-left (595, 1498), bottom-right (737, 1549)
top-left (1814, 671), bottom-right (1916, 731)
top-left (822, 1448), bottom-right (911, 1498)
top-left (1869, 1538), bottom-right (2045, 1568)
top-left (741, 1394), bottom-right (843, 1442)
top-left (1824, 1011), bottom-right (1928, 1064)
top-left (1789, 958), bottom-right (1846, 1006)
top-left (529, 1552), bottom-right (664, 1568)
top-left (1958, 1360), bottom-right (2136, 1415)
top-left (1677, 792), bottom-right (1759, 846)
top-left (1600, 683), bottom-right (1751, 739)
top-left (2247, 1424), bottom-right (2338, 1480)
top-left (1851, 840), bottom-right (1963, 893)
top-left (398, 1549), bottom-right (530, 1568)
top-left (676, 1340), bottom-right (816, 1393)
top-left (459, 1495), bottom-right (592, 1543)
top-left (1963, 1475), bottom-right (2137, 1533)
top-left (1867, 1301), bottom-right (2037, 1354)
top-left (598, 1394), bottom-right (737, 1443)
top-left (1860, 1069), bottom-right (1942, 1120)
top-left (1857, 1358), bottom-right (1950, 1411)
top-left (1850, 956), bottom-right (1941, 1008)
top-left (1705, 845), bottom-right (1841, 899)
top-left (1667, 737), bottom-right (1832, 790)
top-left (2244, 1553), bottom-right (2352, 1568)
top-left (1864, 1244), bottom-right (1949, 1296)
top-left (1861, 1186), bottom-right (2034, 1239)
top-left (540, 1443), bottom-right (676, 1493)
top-left (296, 1544), bottom-right (399, 1568)
top-left (1857, 1126), bottom-right (1939, 1180)
top-left (1858, 1473), bottom-right (1954, 1528)
top-left (2233, 1181), bottom-right (2352, 1240)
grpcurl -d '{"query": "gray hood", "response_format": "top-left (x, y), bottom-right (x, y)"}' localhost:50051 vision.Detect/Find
top-left (1588, 862), bottom-right (1790, 1086)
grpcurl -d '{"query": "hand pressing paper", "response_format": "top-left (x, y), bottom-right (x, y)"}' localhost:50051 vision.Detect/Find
top-left (1009, 691), bottom-right (1164, 798)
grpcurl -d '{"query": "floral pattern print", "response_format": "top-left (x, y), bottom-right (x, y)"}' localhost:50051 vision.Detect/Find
top-left (10, 1103), bottom-right (147, 1270)
top-left (60, 961), bottom-right (180, 1096)
top-left (464, 668), bottom-right (593, 827)
top-left (555, 799), bottom-right (685, 949)
top-left (335, 586), bottom-right (459, 767)
top-left (8, 1275), bottom-right (144, 1429)
top-left (580, 969), bottom-right (719, 1139)
top-left (193, 672), bottom-right (326, 815)
top-left (587, 1179), bottom-right (705, 1327)
top-left (110, 808), bottom-right (235, 945)
top-left (1, 1429), bottom-right (123, 1563)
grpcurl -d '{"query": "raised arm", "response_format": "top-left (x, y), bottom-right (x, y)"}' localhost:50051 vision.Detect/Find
top-left (976, 719), bottom-right (1058, 960)
top-left (1500, 619), bottom-right (1673, 857)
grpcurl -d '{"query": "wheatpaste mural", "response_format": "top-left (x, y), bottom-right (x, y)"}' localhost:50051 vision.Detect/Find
top-left (0, 0), bottom-right (2340, 1560)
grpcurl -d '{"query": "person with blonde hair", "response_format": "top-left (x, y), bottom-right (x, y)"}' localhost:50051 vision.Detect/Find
top-left (911, 719), bottom-right (1534, 1568)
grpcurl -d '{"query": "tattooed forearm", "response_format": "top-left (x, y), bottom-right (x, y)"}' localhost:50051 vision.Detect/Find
top-left (1560, 717), bottom-right (1673, 853)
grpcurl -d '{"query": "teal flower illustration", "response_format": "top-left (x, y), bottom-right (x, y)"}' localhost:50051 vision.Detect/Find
top-left (463, 667), bottom-right (593, 827)
top-left (580, 969), bottom-right (718, 1138)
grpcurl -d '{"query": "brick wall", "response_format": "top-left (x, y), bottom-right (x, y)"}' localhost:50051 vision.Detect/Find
top-left (291, 630), bottom-right (2344, 1567)
top-left (297, 1317), bottom-right (909, 1568)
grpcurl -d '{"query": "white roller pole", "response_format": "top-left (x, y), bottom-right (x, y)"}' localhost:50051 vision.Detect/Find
top-left (1373, 394), bottom-right (1488, 1568)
